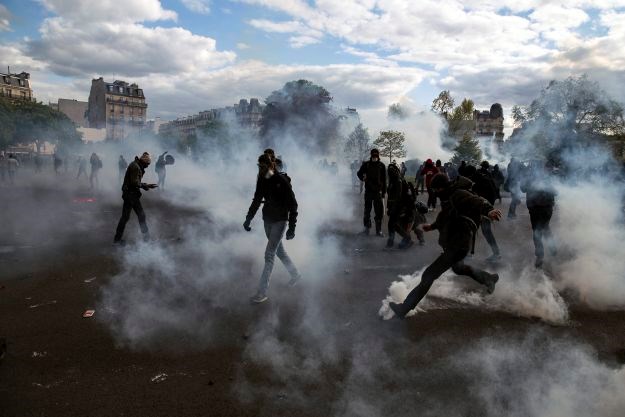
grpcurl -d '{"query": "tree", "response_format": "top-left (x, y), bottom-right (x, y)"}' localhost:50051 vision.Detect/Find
top-left (388, 103), bottom-right (409, 120)
top-left (431, 90), bottom-right (455, 115)
top-left (260, 79), bottom-right (339, 154)
top-left (0, 97), bottom-right (83, 151)
top-left (451, 132), bottom-right (482, 166)
top-left (344, 123), bottom-right (371, 162)
top-left (373, 130), bottom-right (407, 163)
top-left (447, 98), bottom-right (476, 138)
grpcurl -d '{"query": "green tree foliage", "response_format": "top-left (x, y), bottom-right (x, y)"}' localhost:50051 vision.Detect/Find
top-left (431, 90), bottom-right (455, 115)
top-left (373, 130), bottom-right (407, 163)
top-left (260, 79), bottom-right (339, 154)
top-left (344, 123), bottom-right (372, 162)
top-left (451, 132), bottom-right (482, 166)
top-left (0, 98), bottom-right (82, 150)
top-left (388, 103), bottom-right (409, 120)
top-left (447, 98), bottom-right (476, 138)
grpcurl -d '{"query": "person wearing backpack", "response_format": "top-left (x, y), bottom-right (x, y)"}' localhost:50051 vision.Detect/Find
top-left (389, 173), bottom-right (502, 319)
top-left (385, 163), bottom-right (414, 249)
top-left (357, 149), bottom-right (386, 236)
top-left (420, 159), bottom-right (440, 210)
top-left (469, 161), bottom-right (502, 262)
top-left (521, 161), bottom-right (557, 268)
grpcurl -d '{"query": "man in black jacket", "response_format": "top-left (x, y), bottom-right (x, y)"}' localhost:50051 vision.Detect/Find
top-left (357, 148), bottom-right (386, 236)
top-left (114, 152), bottom-right (157, 245)
top-left (385, 163), bottom-right (414, 249)
top-left (389, 174), bottom-right (502, 318)
top-left (470, 161), bottom-right (502, 262)
top-left (521, 161), bottom-right (557, 268)
top-left (244, 154), bottom-right (301, 303)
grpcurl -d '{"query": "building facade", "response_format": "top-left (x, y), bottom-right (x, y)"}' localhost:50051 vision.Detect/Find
top-left (159, 98), bottom-right (264, 138)
top-left (0, 70), bottom-right (34, 102)
top-left (86, 77), bottom-right (147, 141)
top-left (473, 103), bottom-right (504, 141)
top-left (57, 99), bottom-right (88, 127)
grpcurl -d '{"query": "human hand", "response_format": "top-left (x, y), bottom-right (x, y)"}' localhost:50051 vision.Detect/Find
top-left (243, 220), bottom-right (252, 231)
top-left (147, 184), bottom-right (158, 189)
top-left (286, 227), bottom-right (295, 240)
top-left (488, 209), bottom-right (502, 221)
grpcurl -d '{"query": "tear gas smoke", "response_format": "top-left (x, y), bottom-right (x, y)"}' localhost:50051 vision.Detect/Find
top-left (379, 266), bottom-right (569, 324)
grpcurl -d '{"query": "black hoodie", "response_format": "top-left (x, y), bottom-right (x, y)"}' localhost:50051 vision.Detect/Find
top-left (246, 173), bottom-right (298, 228)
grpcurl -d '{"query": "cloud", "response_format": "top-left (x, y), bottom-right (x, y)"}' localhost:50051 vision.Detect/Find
top-left (0, 4), bottom-right (11, 32)
top-left (236, 42), bottom-right (250, 50)
top-left (247, 19), bottom-right (324, 47)
top-left (180, 0), bottom-right (210, 14)
top-left (38, 0), bottom-right (177, 23)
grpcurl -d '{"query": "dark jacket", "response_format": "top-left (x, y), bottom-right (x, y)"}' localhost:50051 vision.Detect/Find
top-left (431, 176), bottom-right (494, 251)
top-left (386, 173), bottom-right (402, 215)
top-left (357, 159), bottom-right (386, 196)
top-left (471, 168), bottom-right (498, 205)
top-left (521, 172), bottom-right (556, 208)
top-left (246, 173), bottom-right (298, 228)
top-left (121, 157), bottom-right (147, 198)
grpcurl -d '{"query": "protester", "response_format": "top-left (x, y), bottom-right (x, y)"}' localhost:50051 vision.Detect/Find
top-left (90, 153), bottom-right (102, 189)
top-left (34, 153), bottom-right (43, 173)
top-left (470, 161), bottom-right (502, 261)
top-left (357, 149), bottom-right (386, 236)
top-left (155, 151), bottom-right (168, 189)
top-left (400, 162), bottom-right (407, 179)
top-left (118, 155), bottom-right (128, 185)
top-left (521, 161), bottom-right (557, 268)
top-left (389, 173), bottom-right (501, 319)
top-left (113, 152), bottom-right (157, 245)
top-left (420, 158), bottom-right (439, 210)
top-left (457, 161), bottom-right (468, 177)
top-left (492, 164), bottom-right (505, 203)
top-left (76, 156), bottom-right (87, 180)
top-left (386, 163), bottom-right (414, 249)
top-left (7, 154), bottom-right (19, 185)
top-left (243, 153), bottom-right (301, 303)
top-left (53, 153), bottom-right (63, 175)
top-left (415, 162), bottom-right (425, 194)
top-left (505, 157), bottom-right (523, 219)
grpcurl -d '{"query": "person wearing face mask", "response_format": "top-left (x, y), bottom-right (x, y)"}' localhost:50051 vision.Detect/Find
top-left (388, 173), bottom-right (502, 319)
top-left (244, 154), bottom-right (301, 304)
top-left (357, 148), bottom-right (387, 236)
top-left (113, 152), bottom-right (158, 245)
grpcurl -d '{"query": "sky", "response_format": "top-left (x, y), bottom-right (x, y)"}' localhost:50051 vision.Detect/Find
top-left (1, 0), bottom-right (625, 131)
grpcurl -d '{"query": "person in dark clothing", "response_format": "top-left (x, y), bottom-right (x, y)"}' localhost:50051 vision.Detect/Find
top-left (492, 164), bottom-right (505, 203)
top-left (114, 152), bottom-right (157, 245)
top-left (244, 154), bottom-right (301, 303)
top-left (506, 157), bottom-right (523, 218)
top-left (90, 153), bottom-right (102, 189)
top-left (53, 153), bottom-right (63, 175)
top-left (471, 161), bottom-right (502, 261)
top-left (389, 174), bottom-right (502, 319)
top-left (385, 163), bottom-right (414, 249)
top-left (457, 161), bottom-right (468, 177)
top-left (34, 154), bottom-right (43, 173)
top-left (118, 155), bottom-right (128, 184)
top-left (420, 159), bottom-right (440, 209)
top-left (76, 156), bottom-right (87, 180)
top-left (521, 162), bottom-right (557, 268)
top-left (415, 163), bottom-right (425, 193)
top-left (357, 149), bottom-right (386, 236)
top-left (155, 151), bottom-right (168, 189)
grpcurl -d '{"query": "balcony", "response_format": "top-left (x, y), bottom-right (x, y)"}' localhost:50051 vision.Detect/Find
top-left (105, 96), bottom-right (147, 108)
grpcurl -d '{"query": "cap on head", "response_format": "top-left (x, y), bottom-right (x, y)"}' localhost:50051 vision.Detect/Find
top-left (263, 148), bottom-right (276, 161)
top-left (431, 173), bottom-right (450, 189)
top-left (426, 158), bottom-right (433, 165)
top-left (140, 152), bottom-right (151, 164)
top-left (481, 160), bottom-right (490, 169)
top-left (370, 148), bottom-right (379, 157)
top-left (388, 163), bottom-right (400, 175)
top-left (258, 153), bottom-right (273, 166)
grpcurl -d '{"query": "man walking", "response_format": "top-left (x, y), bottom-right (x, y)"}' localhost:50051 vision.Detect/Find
top-left (420, 159), bottom-right (439, 210)
top-left (521, 161), bottom-right (557, 268)
top-left (244, 153), bottom-right (301, 303)
top-left (470, 161), bottom-right (502, 261)
top-left (357, 149), bottom-right (387, 236)
top-left (389, 174), bottom-right (501, 319)
top-left (114, 152), bottom-right (157, 245)
top-left (90, 153), bottom-right (102, 189)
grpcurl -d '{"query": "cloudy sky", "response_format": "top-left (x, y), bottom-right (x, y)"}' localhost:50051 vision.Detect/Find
top-left (1, 0), bottom-right (625, 128)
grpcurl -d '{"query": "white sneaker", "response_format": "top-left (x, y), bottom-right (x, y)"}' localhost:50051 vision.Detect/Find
top-left (250, 293), bottom-right (268, 304)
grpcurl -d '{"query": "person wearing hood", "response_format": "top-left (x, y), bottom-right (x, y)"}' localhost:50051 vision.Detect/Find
top-left (470, 161), bottom-right (502, 262)
top-left (385, 163), bottom-right (414, 249)
top-left (389, 173), bottom-right (502, 319)
top-left (155, 151), bottom-right (168, 189)
top-left (420, 158), bottom-right (440, 210)
top-left (492, 164), bottom-right (505, 203)
top-left (357, 149), bottom-right (387, 236)
top-left (244, 153), bottom-right (301, 304)
top-left (521, 161), bottom-right (557, 268)
top-left (114, 152), bottom-right (157, 245)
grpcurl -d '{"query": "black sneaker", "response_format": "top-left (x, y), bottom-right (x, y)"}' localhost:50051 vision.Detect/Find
top-left (486, 273), bottom-right (499, 294)
top-left (535, 257), bottom-right (544, 269)
top-left (389, 302), bottom-right (407, 319)
top-left (385, 238), bottom-right (394, 248)
top-left (113, 239), bottom-right (126, 247)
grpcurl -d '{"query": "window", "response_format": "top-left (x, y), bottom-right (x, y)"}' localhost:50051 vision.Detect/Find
top-left (108, 85), bottom-right (114, 92)
top-left (19, 79), bottom-right (24, 87)
top-left (119, 86), bottom-right (124, 93)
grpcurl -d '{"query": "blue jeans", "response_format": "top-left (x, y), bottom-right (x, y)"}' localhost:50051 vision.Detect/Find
top-left (258, 220), bottom-right (300, 295)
